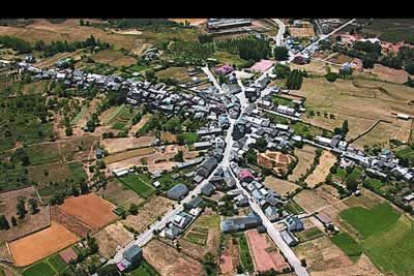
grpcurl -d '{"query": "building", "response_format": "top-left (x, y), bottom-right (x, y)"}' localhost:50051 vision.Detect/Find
top-left (165, 224), bottom-right (182, 239)
top-left (173, 212), bottom-right (193, 229)
top-left (239, 169), bottom-right (255, 183)
top-left (207, 18), bottom-right (252, 31)
top-left (166, 184), bottom-right (189, 200)
top-left (194, 141), bottom-right (212, 150)
top-left (285, 216), bottom-right (304, 232)
top-left (280, 229), bottom-right (298, 246)
top-left (220, 214), bottom-right (262, 233)
top-left (197, 157), bottom-right (219, 178)
top-left (201, 183), bottom-right (215, 196)
top-left (214, 64), bottom-right (233, 76)
top-left (117, 245), bottom-right (143, 272)
top-left (186, 196), bottom-right (203, 210)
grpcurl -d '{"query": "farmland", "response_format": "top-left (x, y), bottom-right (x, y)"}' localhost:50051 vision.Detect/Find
top-left (263, 176), bottom-right (299, 197)
top-left (118, 173), bottom-right (155, 199)
top-left (98, 180), bottom-right (145, 209)
top-left (104, 147), bottom-right (155, 164)
top-left (22, 261), bottom-right (55, 276)
top-left (94, 222), bottom-right (134, 259)
top-left (304, 150), bottom-right (336, 188)
top-left (289, 145), bottom-right (316, 182)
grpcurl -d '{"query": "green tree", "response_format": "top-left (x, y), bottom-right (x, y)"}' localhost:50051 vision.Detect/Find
top-left (65, 126), bottom-right (73, 136)
top-left (129, 203), bottom-right (138, 215)
top-left (28, 198), bottom-right (39, 214)
top-left (405, 63), bottom-right (414, 75)
top-left (203, 252), bottom-right (217, 276)
top-left (0, 215), bottom-right (10, 230)
top-left (11, 216), bottom-right (17, 227)
top-left (174, 150), bottom-right (184, 162)
top-left (273, 46), bottom-right (289, 61)
top-left (16, 197), bottom-right (27, 218)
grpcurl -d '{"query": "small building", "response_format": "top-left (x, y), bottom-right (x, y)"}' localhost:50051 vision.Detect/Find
top-left (281, 229), bottom-right (298, 246)
top-left (117, 245), bottom-right (143, 272)
top-left (201, 183), bottom-right (215, 196)
top-left (239, 169), bottom-right (255, 183)
top-left (194, 141), bottom-right (212, 150)
top-left (152, 181), bottom-right (161, 188)
top-left (285, 216), bottom-right (304, 232)
top-left (166, 184), bottom-right (189, 200)
top-left (316, 212), bottom-right (332, 228)
top-left (220, 214), bottom-right (262, 233)
top-left (214, 64), bottom-right (233, 76)
top-left (165, 224), bottom-right (182, 240)
top-left (186, 196), bottom-right (203, 210)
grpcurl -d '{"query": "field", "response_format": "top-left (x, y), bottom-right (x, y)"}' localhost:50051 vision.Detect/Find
top-left (238, 233), bottom-right (254, 272)
top-left (47, 254), bottom-right (67, 273)
top-left (155, 67), bottom-right (191, 83)
top-left (263, 176), bottom-right (299, 197)
top-left (395, 146), bottom-right (414, 166)
top-left (293, 189), bottom-right (329, 213)
top-left (305, 151), bottom-right (337, 188)
top-left (9, 222), bottom-right (79, 267)
top-left (92, 49), bottom-right (136, 67)
top-left (118, 173), bottom-right (155, 199)
top-left (127, 260), bottom-right (160, 276)
top-left (257, 151), bottom-right (296, 176)
top-left (50, 205), bottom-right (91, 238)
top-left (58, 247), bottom-right (77, 264)
top-left (296, 226), bottom-right (325, 242)
top-left (21, 261), bottom-right (55, 276)
top-left (358, 18), bottom-right (414, 44)
top-left (59, 193), bottom-right (116, 231)
top-left (219, 235), bottom-right (240, 275)
top-left (98, 181), bottom-right (145, 209)
top-left (94, 222), bottom-right (134, 259)
top-left (181, 214), bottom-right (220, 260)
top-left (298, 77), bottom-right (414, 142)
top-left (104, 147), bottom-right (155, 164)
top-left (289, 145), bottom-right (317, 182)
top-left (361, 64), bottom-right (411, 84)
top-left (122, 196), bottom-right (173, 233)
top-left (101, 136), bottom-right (155, 154)
top-left (0, 187), bottom-right (50, 243)
top-left (245, 230), bottom-right (289, 272)
top-left (143, 239), bottom-right (203, 276)
top-left (289, 27), bottom-right (315, 38)
top-left (331, 233), bottom-right (363, 261)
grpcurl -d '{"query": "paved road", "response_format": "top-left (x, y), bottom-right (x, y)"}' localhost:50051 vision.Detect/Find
top-left (272, 19), bottom-right (286, 46)
top-left (201, 66), bottom-right (224, 93)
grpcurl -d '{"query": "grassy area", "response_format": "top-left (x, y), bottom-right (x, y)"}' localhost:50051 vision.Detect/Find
top-left (273, 96), bottom-right (295, 108)
top-left (70, 104), bottom-right (88, 125)
top-left (297, 227), bottom-right (324, 242)
top-left (22, 261), bottom-right (55, 276)
top-left (119, 173), bottom-right (154, 199)
top-left (284, 199), bottom-right (304, 215)
top-left (181, 132), bottom-right (198, 145)
top-left (291, 121), bottom-right (334, 140)
top-left (346, 167), bottom-right (364, 183)
top-left (364, 177), bottom-right (385, 191)
top-left (395, 147), bottom-right (414, 166)
top-left (47, 254), bottom-right (67, 273)
top-left (340, 203), bottom-right (401, 239)
top-left (331, 232), bottom-right (363, 262)
top-left (127, 260), bottom-right (159, 276)
top-left (27, 144), bottom-right (61, 166)
top-left (112, 121), bottom-right (126, 130)
top-left (238, 233), bottom-right (254, 272)
top-left (68, 161), bottom-right (87, 183)
top-left (334, 168), bottom-right (347, 181)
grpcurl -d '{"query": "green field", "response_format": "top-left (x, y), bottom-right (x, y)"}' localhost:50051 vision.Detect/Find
top-left (238, 233), bottom-right (254, 272)
top-left (298, 227), bottom-right (324, 242)
top-left (291, 121), bottom-right (334, 140)
top-left (70, 104), bottom-right (88, 125)
top-left (181, 132), bottom-right (198, 145)
top-left (334, 168), bottom-right (347, 181)
top-left (127, 260), bottom-right (159, 276)
top-left (331, 232), bottom-right (363, 261)
top-left (346, 167), bottom-right (364, 183)
top-left (27, 144), bottom-right (61, 166)
top-left (364, 177), bottom-right (385, 191)
top-left (284, 200), bottom-right (304, 215)
top-left (68, 161), bottom-right (87, 183)
top-left (47, 254), bottom-right (67, 273)
top-left (119, 173), bottom-right (154, 198)
top-left (22, 261), bottom-right (55, 276)
top-left (395, 147), bottom-right (414, 166)
top-left (340, 203), bottom-right (400, 239)
top-left (112, 121), bottom-right (126, 130)
top-left (273, 96), bottom-right (295, 108)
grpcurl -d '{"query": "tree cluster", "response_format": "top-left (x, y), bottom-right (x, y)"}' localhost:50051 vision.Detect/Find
top-left (285, 69), bottom-right (304, 90)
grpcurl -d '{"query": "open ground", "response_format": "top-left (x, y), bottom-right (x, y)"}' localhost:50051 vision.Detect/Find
top-left (289, 145), bottom-right (317, 182)
top-left (305, 151), bottom-right (337, 188)
top-left (94, 221), bottom-right (134, 259)
top-left (9, 222), bottom-right (79, 267)
top-left (219, 235), bottom-right (240, 276)
top-left (143, 239), bottom-right (203, 276)
top-left (263, 176), bottom-right (300, 197)
top-left (97, 180), bottom-right (145, 209)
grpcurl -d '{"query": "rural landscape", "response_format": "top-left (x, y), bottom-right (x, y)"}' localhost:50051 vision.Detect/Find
top-left (0, 17), bottom-right (413, 276)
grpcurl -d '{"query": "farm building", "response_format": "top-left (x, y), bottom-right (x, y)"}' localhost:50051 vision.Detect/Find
top-left (285, 216), bottom-right (304, 232)
top-left (166, 184), bottom-right (189, 200)
top-left (201, 183), bottom-right (215, 196)
top-left (117, 245), bottom-right (143, 272)
top-left (220, 213), bottom-right (262, 233)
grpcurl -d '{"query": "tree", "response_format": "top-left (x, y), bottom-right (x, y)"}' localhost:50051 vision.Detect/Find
top-left (80, 182), bottom-right (89, 195)
top-left (16, 197), bottom-right (27, 218)
top-left (253, 137), bottom-right (267, 153)
top-left (11, 216), bottom-right (17, 227)
top-left (87, 234), bottom-right (99, 254)
top-left (362, 56), bottom-right (375, 69)
top-left (346, 178), bottom-right (358, 192)
top-left (79, 19), bottom-right (84, 26)
top-left (0, 215), bottom-right (10, 230)
top-left (65, 126), bottom-right (73, 136)
top-left (405, 63), bottom-right (414, 75)
top-left (96, 264), bottom-right (119, 276)
top-left (28, 198), bottom-right (39, 214)
top-left (273, 46), bottom-right (289, 61)
top-left (325, 72), bottom-right (339, 82)
top-left (72, 185), bottom-right (80, 197)
top-left (203, 252), bottom-right (217, 276)
top-left (273, 63), bottom-right (290, 79)
top-left (174, 150), bottom-right (184, 162)
top-left (342, 120), bottom-right (349, 137)
top-left (129, 203), bottom-right (138, 215)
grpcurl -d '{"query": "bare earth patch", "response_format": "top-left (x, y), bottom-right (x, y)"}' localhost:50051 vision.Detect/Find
top-left (305, 151), bottom-right (337, 188)
top-left (97, 181), bottom-right (145, 209)
top-left (263, 176), bottom-right (300, 197)
top-left (94, 222), bottom-right (134, 259)
top-left (101, 136), bottom-right (155, 154)
top-left (289, 145), bottom-right (316, 182)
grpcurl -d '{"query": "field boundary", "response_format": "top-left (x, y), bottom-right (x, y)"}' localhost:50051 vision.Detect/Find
top-left (349, 119), bottom-right (393, 144)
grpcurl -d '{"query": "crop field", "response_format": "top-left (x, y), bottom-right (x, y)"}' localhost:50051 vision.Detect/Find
top-left (47, 254), bottom-right (67, 273)
top-left (155, 67), bottom-right (191, 83)
top-left (118, 173), bottom-right (155, 199)
top-left (289, 145), bottom-right (317, 182)
top-left (297, 227), bottom-right (325, 242)
top-left (143, 239), bottom-right (203, 276)
top-left (305, 150), bottom-right (337, 188)
top-left (263, 176), bottom-right (299, 197)
top-left (9, 222), bottom-right (79, 267)
top-left (293, 189), bottom-right (329, 213)
top-left (352, 121), bottom-right (407, 149)
top-left (92, 49), bottom-right (136, 67)
top-left (237, 233), bottom-right (254, 272)
top-left (101, 135), bottom-right (155, 154)
top-left (127, 260), bottom-right (160, 276)
top-left (0, 186), bottom-right (50, 243)
top-left (104, 147), bottom-right (155, 164)
top-left (22, 261), bottom-right (55, 276)
top-left (58, 247), bottom-right (77, 264)
top-left (395, 146), bottom-right (414, 165)
top-left (98, 181), bottom-right (145, 209)
top-left (59, 193), bottom-right (116, 231)
top-left (94, 222), bottom-right (134, 259)
top-left (331, 233), bottom-right (363, 261)
top-left (122, 196), bottom-right (173, 233)
top-left (361, 64), bottom-right (410, 84)
top-left (27, 143), bottom-right (60, 166)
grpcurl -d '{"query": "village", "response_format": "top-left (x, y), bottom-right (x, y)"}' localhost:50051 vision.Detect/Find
top-left (0, 18), bottom-right (414, 276)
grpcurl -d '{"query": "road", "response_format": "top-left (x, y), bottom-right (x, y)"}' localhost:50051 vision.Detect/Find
top-left (201, 66), bottom-right (224, 93)
top-left (272, 19), bottom-right (286, 46)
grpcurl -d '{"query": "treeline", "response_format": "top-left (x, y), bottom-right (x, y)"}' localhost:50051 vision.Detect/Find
top-left (108, 19), bottom-right (178, 29)
top-left (215, 36), bottom-right (271, 61)
top-left (0, 35), bottom-right (110, 56)
top-left (285, 69), bottom-right (306, 90)
top-left (168, 40), bottom-right (215, 60)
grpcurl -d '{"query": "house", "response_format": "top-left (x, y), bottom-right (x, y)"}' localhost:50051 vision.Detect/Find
top-left (220, 213), bottom-right (261, 233)
top-left (117, 245), bottom-right (143, 272)
top-left (214, 64), bottom-right (233, 75)
top-left (265, 192), bottom-right (283, 207)
top-left (152, 181), bottom-right (161, 188)
top-left (315, 136), bottom-right (332, 147)
top-left (265, 206), bottom-right (281, 222)
top-left (197, 157), bottom-right (219, 178)
top-left (113, 168), bottom-right (130, 177)
top-left (280, 229), bottom-right (298, 246)
top-left (166, 184), bottom-right (189, 200)
top-left (194, 141), bottom-right (212, 150)
top-left (316, 212), bottom-right (332, 228)
top-left (239, 169), bottom-right (255, 183)
top-left (95, 148), bottom-right (104, 159)
top-left (165, 224), bottom-right (182, 240)
top-left (186, 196), bottom-right (203, 210)
top-left (235, 194), bottom-right (249, 207)
top-left (276, 105), bottom-right (295, 116)
top-left (201, 183), bottom-right (215, 196)
top-left (173, 212), bottom-right (193, 229)
top-left (285, 216), bottom-right (304, 232)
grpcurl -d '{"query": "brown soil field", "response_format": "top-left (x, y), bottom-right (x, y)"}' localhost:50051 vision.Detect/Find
top-left (294, 190), bottom-right (329, 214)
top-left (290, 60), bottom-right (341, 76)
top-left (219, 236), bottom-right (240, 276)
top-left (342, 188), bottom-right (384, 210)
top-left (50, 205), bottom-right (91, 238)
top-left (97, 181), bottom-right (145, 209)
top-left (289, 145), bottom-right (317, 182)
top-left (361, 64), bottom-right (411, 84)
top-left (122, 196), bottom-right (173, 234)
top-left (289, 27), bottom-right (315, 37)
top-left (34, 50), bottom-right (83, 69)
top-left (143, 239), bottom-right (203, 276)
top-left (59, 247), bottom-right (77, 264)
top-left (0, 187), bottom-right (50, 243)
top-left (257, 151), bottom-right (296, 176)
top-left (0, 19), bottom-right (138, 51)
top-left (300, 77), bottom-right (414, 142)
top-left (9, 221), bottom-right (79, 267)
top-left (305, 151), bottom-right (337, 188)
top-left (92, 49), bottom-right (136, 67)
top-left (0, 244), bottom-right (13, 263)
top-left (161, 131), bottom-right (177, 143)
top-left (326, 53), bottom-right (353, 64)
top-left (168, 18), bottom-right (207, 26)
top-left (128, 115), bottom-right (149, 136)
top-left (94, 222), bottom-right (134, 259)
top-left (101, 135), bottom-right (155, 154)
top-left (263, 176), bottom-right (300, 197)
top-left (246, 230), bottom-right (289, 272)
top-left (104, 147), bottom-right (155, 164)
top-left (59, 193), bottom-right (116, 231)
